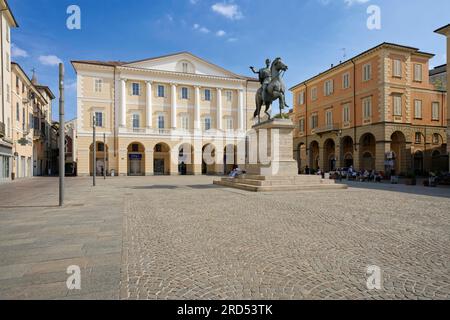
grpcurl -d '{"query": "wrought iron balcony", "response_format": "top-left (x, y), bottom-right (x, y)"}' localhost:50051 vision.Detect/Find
top-left (314, 123), bottom-right (340, 135)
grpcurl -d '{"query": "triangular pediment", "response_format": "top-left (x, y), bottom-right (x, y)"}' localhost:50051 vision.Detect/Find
top-left (123, 52), bottom-right (241, 78)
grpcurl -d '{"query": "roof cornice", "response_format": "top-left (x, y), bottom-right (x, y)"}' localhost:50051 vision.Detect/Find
top-left (117, 65), bottom-right (251, 83)
top-left (1, 0), bottom-right (19, 27)
top-left (434, 24), bottom-right (450, 35)
top-left (11, 62), bottom-right (48, 103)
top-left (71, 53), bottom-right (259, 82)
top-left (290, 42), bottom-right (435, 91)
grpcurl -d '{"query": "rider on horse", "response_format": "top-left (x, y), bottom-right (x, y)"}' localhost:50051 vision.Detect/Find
top-left (250, 59), bottom-right (272, 104)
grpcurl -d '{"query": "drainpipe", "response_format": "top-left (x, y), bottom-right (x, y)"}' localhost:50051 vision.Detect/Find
top-left (0, 10), bottom-right (5, 125)
top-left (351, 59), bottom-right (357, 152)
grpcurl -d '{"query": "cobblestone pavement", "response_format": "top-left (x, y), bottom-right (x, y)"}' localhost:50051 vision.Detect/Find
top-left (120, 177), bottom-right (450, 300)
top-left (1, 177), bottom-right (450, 299)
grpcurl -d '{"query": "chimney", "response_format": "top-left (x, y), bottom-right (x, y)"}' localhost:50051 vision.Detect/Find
top-left (31, 68), bottom-right (38, 85)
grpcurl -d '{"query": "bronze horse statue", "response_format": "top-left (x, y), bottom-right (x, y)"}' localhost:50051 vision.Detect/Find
top-left (254, 57), bottom-right (290, 122)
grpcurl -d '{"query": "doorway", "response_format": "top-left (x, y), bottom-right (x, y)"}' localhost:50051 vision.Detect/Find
top-left (129, 157), bottom-right (142, 176)
top-left (154, 159), bottom-right (165, 175)
top-left (96, 159), bottom-right (105, 176)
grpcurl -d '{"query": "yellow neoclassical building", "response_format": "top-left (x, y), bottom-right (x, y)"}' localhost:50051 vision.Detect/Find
top-left (10, 63), bottom-right (56, 179)
top-left (72, 52), bottom-right (259, 176)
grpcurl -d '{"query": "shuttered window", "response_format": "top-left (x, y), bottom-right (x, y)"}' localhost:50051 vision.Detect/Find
top-left (393, 60), bottom-right (402, 77)
top-left (393, 95), bottom-right (402, 116)
top-left (414, 100), bottom-right (422, 119)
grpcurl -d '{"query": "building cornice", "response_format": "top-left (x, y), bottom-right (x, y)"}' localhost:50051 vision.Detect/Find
top-left (434, 24), bottom-right (450, 36)
top-left (117, 65), bottom-right (252, 83)
top-left (289, 42), bottom-right (435, 91)
top-left (71, 60), bottom-right (259, 84)
top-left (11, 62), bottom-right (49, 104)
top-left (0, 0), bottom-right (19, 27)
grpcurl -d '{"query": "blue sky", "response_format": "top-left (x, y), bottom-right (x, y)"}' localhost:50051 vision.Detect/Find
top-left (8, 0), bottom-right (450, 121)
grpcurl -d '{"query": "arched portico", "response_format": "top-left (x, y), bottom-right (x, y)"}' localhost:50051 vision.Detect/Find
top-left (296, 142), bottom-right (306, 174)
top-left (359, 133), bottom-right (376, 171)
top-left (202, 144), bottom-right (216, 175)
top-left (224, 144), bottom-right (237, 175)
top-left (323, 139), bottom-right (336, 172)
top-left (154, 143), bottom-right (171, 175)
top-left (178, 143), bottom-right (194, 175)
top-left (309, 141), bottom-right (320, 170)
top-left (413, 150), bottom-right (424, 175)
top-left (127, 142), bottom-right (145, 176)
top-left (390, 131), bottom-right (407, 174)
top-left (341, 136), bottom-right (354, 168)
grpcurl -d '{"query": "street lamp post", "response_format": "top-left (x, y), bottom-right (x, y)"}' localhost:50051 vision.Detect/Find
top-left (93, 115), bottom-right (96, 187)
top-left (103, 133), bottom-right (106, 180)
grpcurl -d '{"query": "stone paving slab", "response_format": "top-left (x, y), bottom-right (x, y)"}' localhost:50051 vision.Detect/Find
top-left (0, 177), bottom-right (124, 300)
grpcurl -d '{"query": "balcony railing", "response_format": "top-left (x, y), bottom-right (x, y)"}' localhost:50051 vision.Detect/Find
top-left (314, 123), bottom-right (340, 135)
top-left (119, 127), bottom-right (172, 135)
top-left (117, 127), bottom-right (243, 137)
top-left (131, 128), bottom-right (146, 134)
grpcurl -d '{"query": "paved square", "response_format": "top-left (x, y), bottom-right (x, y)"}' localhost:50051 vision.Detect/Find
top-left (0, 177), bottom-right (449, 299)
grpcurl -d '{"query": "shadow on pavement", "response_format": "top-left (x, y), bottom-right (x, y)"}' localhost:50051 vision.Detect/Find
top-left (186, 185), bottom-right (222, 189)
top-left (131, 185), bottom-right (179, 190)
top-left (338, 180), bottom-right (450, 198)
top-left (0, 205), bottom-right (60, 209)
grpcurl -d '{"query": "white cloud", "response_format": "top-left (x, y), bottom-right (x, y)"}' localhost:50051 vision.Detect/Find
top-left (216, 30), bottom-right (226, 37)
top-left (318, 0), bottom-right (370, 6)
top-left (11, 44), bottom-right (29, 58)
top-left (189, 0), bottom-right (199, 4)
top-left (344, 0), bottom-right (370, 6)
top-left (227, 37), bottom-right (238, 42)
top-left (39, 55), bottom-right (62, 66)
top-left (211, 2), bottom-right (243, 20)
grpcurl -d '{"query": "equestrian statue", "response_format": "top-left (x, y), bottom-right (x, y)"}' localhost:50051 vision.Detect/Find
top-left (250, 57), bottom-right (290, 123)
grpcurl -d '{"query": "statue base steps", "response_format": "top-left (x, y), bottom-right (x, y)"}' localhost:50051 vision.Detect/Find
top-left (213, 118), bottom-right (347, 192)
top-left (213, 175), bottom-right (347, 192)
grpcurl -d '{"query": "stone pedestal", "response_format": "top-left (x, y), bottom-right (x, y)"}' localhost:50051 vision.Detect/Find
top-left (245, 119), bottom-right (298, 176)
top-left (214, 119), bottom-right (347, 192)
